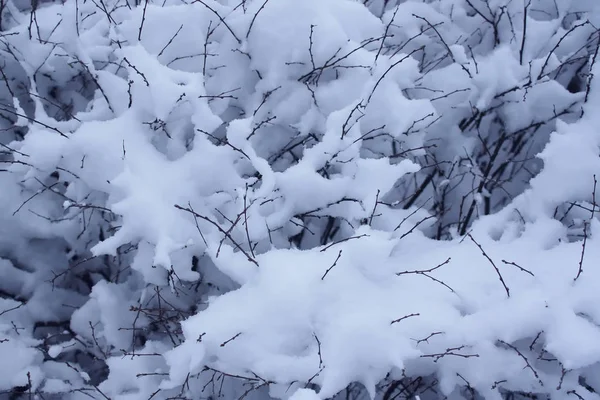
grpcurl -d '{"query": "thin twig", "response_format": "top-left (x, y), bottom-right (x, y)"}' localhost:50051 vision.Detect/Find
top-left (468, 234), bottom-right (510, 297)
top-left (321, 250), bottom-right (342, 280)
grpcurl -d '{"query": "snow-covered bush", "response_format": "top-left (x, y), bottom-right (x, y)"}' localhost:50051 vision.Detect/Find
top-left (2, 0), bottom-right (600, 399)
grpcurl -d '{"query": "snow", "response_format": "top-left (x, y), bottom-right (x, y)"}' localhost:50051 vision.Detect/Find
top-left (2, 0), bottom-right (600, 399)
top-left (48, 345), bottom-right (63, 359)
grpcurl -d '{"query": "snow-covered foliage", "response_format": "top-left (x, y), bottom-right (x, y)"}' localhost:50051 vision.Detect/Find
top-left (2, 0), bottom-right (600, 399)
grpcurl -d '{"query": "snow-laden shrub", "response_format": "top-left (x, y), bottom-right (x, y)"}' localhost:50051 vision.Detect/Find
top-left (1, 0), bottom-right (600, 399)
